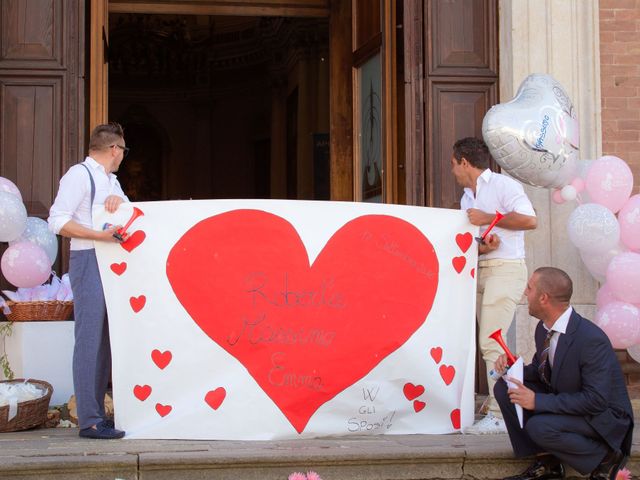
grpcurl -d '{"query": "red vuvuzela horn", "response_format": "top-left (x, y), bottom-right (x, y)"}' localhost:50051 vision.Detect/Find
top-left (489, 328), bottom-right (516, 366)
top-left (481, 211), bottom-right (504, 241)
top-left (118, 207), bottom-right (144, 236)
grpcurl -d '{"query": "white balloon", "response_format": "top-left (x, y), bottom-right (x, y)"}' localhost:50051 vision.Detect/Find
top-left (628, 343), bottom-right (640, 363)
top-left (0, 191), bottom-right (27, 242)
top-left (482, 73), bottom-right (579, 189)
top-left (0, 176), bottom-right (22, 201)
top-left (9, 217), bottom-right (58, 265)
top-left (560, 185), bottom-right (577, 201)
top-left (567, 203), bottom-right (620, 253)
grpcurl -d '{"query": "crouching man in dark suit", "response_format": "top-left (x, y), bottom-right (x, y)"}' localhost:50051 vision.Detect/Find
top-left (495, 267), bottom-right (633, 480)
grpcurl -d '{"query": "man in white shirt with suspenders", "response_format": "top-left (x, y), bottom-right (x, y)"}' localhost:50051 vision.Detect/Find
top-left (48, 123), bottom-right (129, 439)
top-left (451, 137), bottom-right (537, 434)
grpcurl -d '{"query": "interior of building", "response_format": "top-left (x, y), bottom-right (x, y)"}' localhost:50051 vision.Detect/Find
top-left (108, 14), bottom-right (330, 202)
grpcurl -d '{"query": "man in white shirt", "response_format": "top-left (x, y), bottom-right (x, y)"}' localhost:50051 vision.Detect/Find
top-left (48, 123), bottom-right (129, 439)
top-left (494, 267), bottom-right (632, 480)
top-left (450, 137), bottom-right (537, 434)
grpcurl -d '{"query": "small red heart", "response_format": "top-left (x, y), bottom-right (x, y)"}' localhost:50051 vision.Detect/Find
top-left (155, 403), bottom-right (172, 417)
top-left (133, 384), bottom-right (152, 401)
top-left (121, 230), bottom-right (146, 253)
top-left (130, 295), bottom-right (146, 313)
top-left (455, 232), bottom-right (473, 253)
top-left (151, 349), bottom-right (172, 370)
top-left (470, 268), bottom-right (475, 279)
top-left (452, 256), bottom-right (466, 274)
top-left (204, 387), bottom-right (227, 410)
top-left (430, 346), bottom-right (443, 364)
top-left (110, 262), bottom-right (127, 275)
top-left (450, 408), bottom-right (461, 429)
top-left (439, 364), bottom-right (456, 385)
top-left (413, 400), bottom-right (426, 412)
top-left (403, 382), bottom-right (425, 401)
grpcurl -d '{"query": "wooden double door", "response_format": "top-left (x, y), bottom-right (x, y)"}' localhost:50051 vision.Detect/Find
top-left (0, 0), bottom-right (497, 213)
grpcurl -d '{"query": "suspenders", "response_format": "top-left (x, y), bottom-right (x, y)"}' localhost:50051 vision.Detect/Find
top-left (80, 163), bottom-right (96, 218)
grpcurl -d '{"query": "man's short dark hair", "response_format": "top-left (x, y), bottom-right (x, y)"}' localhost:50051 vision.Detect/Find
top-left (452, 137), bottom-right (490, 169)
top-left (89, 122), bottom-right (124, 152)
top-left (534, 267), bottom-right (573, 304)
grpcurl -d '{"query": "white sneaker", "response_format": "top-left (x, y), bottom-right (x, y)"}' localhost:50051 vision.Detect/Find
top-left (463, 412), bottom-right (507, 434)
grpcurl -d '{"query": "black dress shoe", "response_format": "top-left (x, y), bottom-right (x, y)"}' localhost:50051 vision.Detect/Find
top-left (590, 450), bottom-right (627, 480)
top-left (504, 458), bottom-right (565, 480)
top-left (79, 420), bottom-right (125, 439)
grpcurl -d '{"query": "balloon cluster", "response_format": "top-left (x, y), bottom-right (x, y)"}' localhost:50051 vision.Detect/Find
top-left (483, 73), bottom-right (640, 360)
top-left (564, 158), bottom-right (640, 354)
top-left (0, 177), bottom-right (56, 288)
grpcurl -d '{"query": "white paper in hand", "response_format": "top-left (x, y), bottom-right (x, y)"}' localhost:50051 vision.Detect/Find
top-left (505, 357), bottom-right (524, 428)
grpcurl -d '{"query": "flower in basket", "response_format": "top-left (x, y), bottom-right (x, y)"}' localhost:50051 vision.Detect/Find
top-left (288, 472), bottom-right (323, 480)
top-left (617, 468), bottom-right (632, 480)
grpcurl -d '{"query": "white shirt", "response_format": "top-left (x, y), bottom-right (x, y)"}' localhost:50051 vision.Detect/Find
top-left (48, 157), bottom-right (128, 251)
top-left (460, 169), bottom-right (535, 260)
top-left (544, 306), bottom-right (572, 367)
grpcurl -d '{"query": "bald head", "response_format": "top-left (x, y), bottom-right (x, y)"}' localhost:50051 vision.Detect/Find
top-left (533, 267), bottom-right (573, 305)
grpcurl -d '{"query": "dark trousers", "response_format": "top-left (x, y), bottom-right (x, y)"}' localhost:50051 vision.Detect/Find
top-left (69, 249), bottom-right (111, 430)
top-left (494, 379), bottom-right (609, 475)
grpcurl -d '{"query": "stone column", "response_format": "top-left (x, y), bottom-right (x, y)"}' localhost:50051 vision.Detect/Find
top-left (499, 0), bottom-right (601, 360)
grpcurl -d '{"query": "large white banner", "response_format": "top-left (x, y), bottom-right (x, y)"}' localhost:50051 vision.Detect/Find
top-left (94, 200), bottom-right (478, 440)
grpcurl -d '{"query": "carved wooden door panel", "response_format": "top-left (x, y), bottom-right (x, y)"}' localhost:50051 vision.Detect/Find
top-left (425, 0), bottom-right (498, 208)
top-left (421, 0), bottom-right (498, 209)
top-left (0, 0), bottom-right (84, 282)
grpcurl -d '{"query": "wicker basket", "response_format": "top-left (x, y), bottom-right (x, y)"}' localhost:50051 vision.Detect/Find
top-left (0, 379), bottom-right (53, 432)
top-left (4, 301), bottom-right (73, 322)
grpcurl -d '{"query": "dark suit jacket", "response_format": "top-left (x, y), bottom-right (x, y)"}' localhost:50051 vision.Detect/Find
top-left (523, 309), bottom-right (634, 455)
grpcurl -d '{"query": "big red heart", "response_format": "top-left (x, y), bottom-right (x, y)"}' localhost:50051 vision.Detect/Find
top-left (166, 210), bottom-right (439, 433)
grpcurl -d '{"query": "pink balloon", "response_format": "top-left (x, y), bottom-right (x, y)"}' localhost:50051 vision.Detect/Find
top-left (580, 242), bottom-right (626, 283)
top-left (619, 194), bottom-right (640, 252)
top-left (606, 252), bottom-right (640, 304)
top-left (0, 241), bottom-right (51, 288)
top-left (596, 301), bottom-right (640, 349)
top-left (585, 156), bottom-right (633, 213)
top-left (571, 177), bottom-right (585, 193)
top-left (596, 283), bottom-right (618, 310)
top-left (552, 189), bottom-right (565, 204)
top-left (0, 176), bottom-right (22, 201)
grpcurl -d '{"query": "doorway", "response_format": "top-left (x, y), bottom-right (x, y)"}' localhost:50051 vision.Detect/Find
top-left (107, 13), bottom-right (329, 202)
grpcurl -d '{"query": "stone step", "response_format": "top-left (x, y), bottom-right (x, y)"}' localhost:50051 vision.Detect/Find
top-left (0, 428), bottom-right (638, 480)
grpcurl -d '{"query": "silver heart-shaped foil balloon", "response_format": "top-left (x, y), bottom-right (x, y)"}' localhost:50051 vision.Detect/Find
top-left (482, 73), bottom-right (579, 189)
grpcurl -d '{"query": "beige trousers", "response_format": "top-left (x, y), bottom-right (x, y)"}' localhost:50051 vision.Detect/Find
top-left (476, 258), bottom-right (528, 418)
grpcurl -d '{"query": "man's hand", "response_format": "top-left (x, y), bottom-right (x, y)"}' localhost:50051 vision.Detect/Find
top-left (104, 195), bottom-right (125, 213)
top-left (494, 353), bottom-right (509, 375)
top-left (95, 224), bottom-right (125, 243)
top-left (478, 233), bottom-right (500, 254)
top-left (506, 377), bottom-right (535, 410)
top-left (466, 208), bottom-right (493, 226)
